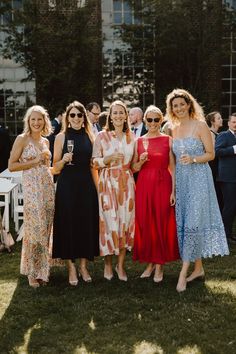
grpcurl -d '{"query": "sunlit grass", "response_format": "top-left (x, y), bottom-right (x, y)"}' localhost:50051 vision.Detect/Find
top-left (133, 341), bottom-right (163, 354)
top-left (0, 281), bottom-right (17, 320)
top-left (206, 280), bottom-right (236, 297)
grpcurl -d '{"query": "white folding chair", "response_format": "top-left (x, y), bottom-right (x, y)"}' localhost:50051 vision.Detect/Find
top-left (11, 177), bottom-right (24, 233)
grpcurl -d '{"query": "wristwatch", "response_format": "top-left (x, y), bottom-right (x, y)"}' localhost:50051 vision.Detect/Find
top-left (192, 157), bottom-right (197, 163)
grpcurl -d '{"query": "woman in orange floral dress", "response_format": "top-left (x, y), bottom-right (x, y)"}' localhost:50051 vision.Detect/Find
top-left (92, 100), bottom-right (135, 281)
top-left (9, 105), bottom-right (54, 288)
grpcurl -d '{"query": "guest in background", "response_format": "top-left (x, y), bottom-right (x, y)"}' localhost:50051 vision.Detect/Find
top-left (98, 111), bottom-right (108, 130)
top-left (8, 105), bottom-right (54, 288)
top-left (92, 100), bottom-right (135, 281)
top-left (86, 102), bottom-right (102, 136)
top-left (48, 109), bottom-right (64, 159)
top-left (166, 88), bottom-right (229, 292)
top-left (129, 107), bottom-right (147, 137)
top-left (132, 105), bottom-right (179, 282)
top-left (206, 111), bottom-right (223, 211)
top-left (0, 123), bottom-right (11, 172)
top-left (52, 101), bottom-right (99, 285)
top-left (215, 113), bottom-right (236, 244)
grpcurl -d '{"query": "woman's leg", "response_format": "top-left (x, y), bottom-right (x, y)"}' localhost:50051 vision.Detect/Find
top-left (79, 258), bottom-right (92, 282)
top-left (140, 263), bottom-right (155, 278)
top-left (104, 255), bottom-right (113, 280)
top-left (116, 248), bottom-right (127, 281)
top-left (186, 258), bottom-right (205, 282)
top-left (176, 261), bottom-right (190, 292)
top-left (68, 259), bottom-right (78, 286)
top-left (153, 264), bottom-right (163, 283)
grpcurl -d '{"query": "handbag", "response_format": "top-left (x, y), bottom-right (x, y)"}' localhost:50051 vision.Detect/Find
top-left (0, 212), bottom-right (15, 253)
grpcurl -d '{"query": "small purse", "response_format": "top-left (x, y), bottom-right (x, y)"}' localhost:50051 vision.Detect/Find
top-left (0, 213), bottom-right (15, 253)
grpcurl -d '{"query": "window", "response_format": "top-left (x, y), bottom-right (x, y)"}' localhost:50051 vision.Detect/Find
top-left (113, 0), bottom-right (134, 25)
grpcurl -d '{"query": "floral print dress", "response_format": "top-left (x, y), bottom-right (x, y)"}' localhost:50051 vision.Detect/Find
top-left (20, 141), bottom-right (55, 282)
top-left (92, 130), bottom-right (135, 256)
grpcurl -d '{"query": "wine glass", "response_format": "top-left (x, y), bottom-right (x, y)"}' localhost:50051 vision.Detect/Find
top-left (179, 141), bottom-right (186, 164)
top-left (142, 138), bottom-right (149, 154)
top-left (67, 139), bottom-right (74, 165)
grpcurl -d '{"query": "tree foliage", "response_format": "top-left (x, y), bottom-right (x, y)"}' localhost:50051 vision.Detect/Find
top-left (0, 0), bottom-right (102, 115)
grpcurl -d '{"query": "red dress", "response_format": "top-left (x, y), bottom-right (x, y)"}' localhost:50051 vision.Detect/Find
top-left (133, 136), bottom-right (179, 264)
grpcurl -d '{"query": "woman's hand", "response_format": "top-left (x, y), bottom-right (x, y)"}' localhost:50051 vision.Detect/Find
top-left (41, 148), bottom-right (51, 161)
top-left (139, 152), bottom-right (148, 164)
top-left (62, 152), bottom-right (73, 164)
top-left (170, 192), bottom-right (176, 206)
top-left (104, 152), bottom-right (124, 165)
top-left (179, 154), bottom-right (192, 165)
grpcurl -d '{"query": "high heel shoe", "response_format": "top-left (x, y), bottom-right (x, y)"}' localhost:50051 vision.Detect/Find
top-left (104, 265), bottom-right (113, 280)
top-left (28, 276), bottom-right (40, 288)
top-left (68, 264), bottom-right (78, 286)
top-left (79, 268), bottom-right (92, 283)
top-left (186, 271), bottom-right (205, 283)
top-left (115, 265), bottom-right (127, 282)
top-left (140, 265), bottom-right (155, 278)
top-left (153, 272), bottom-right (163, 283)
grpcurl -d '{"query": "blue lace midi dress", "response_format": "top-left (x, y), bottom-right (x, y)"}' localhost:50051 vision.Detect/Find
top-left (173, 137), bottom-right (229, 261)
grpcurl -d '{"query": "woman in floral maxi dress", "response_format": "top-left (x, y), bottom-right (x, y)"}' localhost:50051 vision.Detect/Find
top-left (92, 100), bottom-right (135, 281)
top-left (9, 105), bottom-right (54, 288)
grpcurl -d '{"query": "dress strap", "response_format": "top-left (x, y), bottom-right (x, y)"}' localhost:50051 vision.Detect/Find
top-left (190, 122), bottom-right (198, 138)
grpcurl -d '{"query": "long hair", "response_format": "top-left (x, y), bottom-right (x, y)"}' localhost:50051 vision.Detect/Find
top-left (104, 100), bottom-right (130, 133)
top-left (62, 100), bottom-right (94, 142)
top-left (23, 105), bottom-right (52, 136)
top-left (166, 88), bottom-right (205, 124)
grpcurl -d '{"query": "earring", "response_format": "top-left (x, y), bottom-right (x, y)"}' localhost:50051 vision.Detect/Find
top-left (82, 122), bottom-right (85, 127)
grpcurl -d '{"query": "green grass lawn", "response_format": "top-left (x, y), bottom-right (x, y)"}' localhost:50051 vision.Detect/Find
top-left (0, 241), bottom-right (236, 354)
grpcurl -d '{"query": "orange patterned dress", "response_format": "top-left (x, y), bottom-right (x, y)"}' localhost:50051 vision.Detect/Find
top-left (92, 131), bottom-right (135, 256)
top-left (20, 141), bottom-right (55, 282)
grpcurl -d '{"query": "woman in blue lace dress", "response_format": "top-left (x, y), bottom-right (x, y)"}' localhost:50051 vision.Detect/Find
top-left (166, 88), bottom-right (229, 292)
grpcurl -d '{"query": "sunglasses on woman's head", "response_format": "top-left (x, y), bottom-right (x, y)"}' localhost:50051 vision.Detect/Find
top-left (69, 112), bottom-right (83, 118)
top-left (146, 117), bottom-right (161, 123)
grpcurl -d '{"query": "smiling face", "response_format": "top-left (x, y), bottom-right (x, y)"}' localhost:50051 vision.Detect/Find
top-left (171, 97), bottom-right (190, 120)
top-left (145, 112), bottom-right (162, 133)
top-left (68, 107), bottom-right (84, 130)
top-left (29, 111), bottom-right (45, 133)
top-left (110, 104), bottom-right (127, 129)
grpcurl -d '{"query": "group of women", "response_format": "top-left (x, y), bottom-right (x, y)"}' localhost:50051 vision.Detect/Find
top-left (8, 88), bottom-right (229, 292)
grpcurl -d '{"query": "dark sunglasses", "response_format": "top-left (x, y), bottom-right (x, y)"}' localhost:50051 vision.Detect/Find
top-left (146, 117), bottom-right (161, 123)
top-left (69, 112), bottom-right (84, 118)
top-left (91, 111), bottom-right (99, 116)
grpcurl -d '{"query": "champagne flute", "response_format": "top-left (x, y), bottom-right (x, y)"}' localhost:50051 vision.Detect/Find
top-left (67, 139), bottom-right (74, 165)
top-left (142, 138), bottom-right (149, 154)
top-left (179, 141), bottom-right (186, 164)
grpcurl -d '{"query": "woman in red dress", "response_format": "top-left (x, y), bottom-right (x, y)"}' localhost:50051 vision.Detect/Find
top-left (132, 105), bottom-right (179, 282)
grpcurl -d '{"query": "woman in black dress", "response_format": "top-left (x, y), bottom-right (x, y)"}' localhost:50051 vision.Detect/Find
top-left (52, 101), bottom-right (99, 285)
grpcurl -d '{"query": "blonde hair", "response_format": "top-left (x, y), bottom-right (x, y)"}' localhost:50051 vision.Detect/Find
top-left (23, 105), bottom-right (52, 136)
top-left (105, 100), bottom-right (131, 133)
top-left (144, 105), bottom-right (164, 124)
top-left (166, 88), bottom-right (205, 124)
top-left (62, 100), bottom-right (94, 143)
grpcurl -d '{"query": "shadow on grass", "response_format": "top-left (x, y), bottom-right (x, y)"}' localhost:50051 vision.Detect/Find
top-left (0, 245), bottom-right (236, 354)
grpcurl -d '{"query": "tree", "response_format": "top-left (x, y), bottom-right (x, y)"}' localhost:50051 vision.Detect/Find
top-left (0, 0), bottom-right (102, 115)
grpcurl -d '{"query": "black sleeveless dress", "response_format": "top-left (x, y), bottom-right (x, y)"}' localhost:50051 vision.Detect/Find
top-left (52, 127), bottom-right (99, 260)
